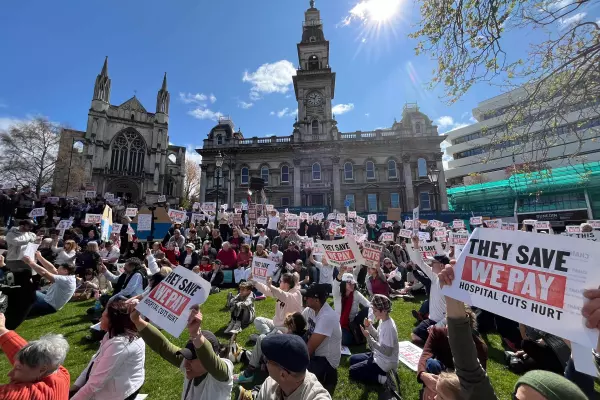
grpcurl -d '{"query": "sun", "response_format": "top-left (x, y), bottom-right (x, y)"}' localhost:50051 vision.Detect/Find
top-left (351, 0), bottom-right (402, 24)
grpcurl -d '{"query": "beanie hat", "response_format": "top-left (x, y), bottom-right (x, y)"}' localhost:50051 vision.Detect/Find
top-left (515, 370), bottom-right (587, 400)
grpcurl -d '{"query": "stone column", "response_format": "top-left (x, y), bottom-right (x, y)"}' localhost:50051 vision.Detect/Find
top-left (199, 167), bottom-right (207, 203)
top-left (293, 158), bottom-right (302, 207)
top-left (402, 154), bottom-right (415, 210)
top-left (436, 155), bottom-right (449, 211)
top-left (332, 156), bottom-right (341, 211)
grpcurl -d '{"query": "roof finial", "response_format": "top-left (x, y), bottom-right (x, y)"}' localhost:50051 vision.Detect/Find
top-left (310, 0), bottom-right (315, 8)
top-left (100, 56), bottom-right (108, 76)
top-left (161, 72), bottom-right (168, 91)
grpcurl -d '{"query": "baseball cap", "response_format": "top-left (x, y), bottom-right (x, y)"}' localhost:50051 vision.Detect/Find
top-left (261, 334), bottom-right (310, 373)
top-left (341, 272), bottom-right (357, 284)
top-left (304, 283), bottom-right (329, 299)
top-left (185, 243), bottom-right (195, 250)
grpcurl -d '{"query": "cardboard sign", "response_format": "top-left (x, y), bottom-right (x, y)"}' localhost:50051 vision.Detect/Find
top-left (368, 214), bottom-right (377, 224)
top-left (286, 217), bottom-right (299, 230)
top-left (257, 217), bottom-right (268, 225)
top-left (136, 266), bottom-right (211, 337)
top-left (442, 228), bottom-right (600, 348)
top-left (29, 208), bottom-right (45, 218)
top-left (125, 208), bottom-right (138, 217)
top-left (428, 220), bottom-right (444, 228)
top-left (362, 242), bottom-right (383, 268)
top-left (356, 216), bottom-right (365, 225)
top-left (47, 197), bottom-right (60, 204)
top-left (397, 341), bottom-right (423, 372)
top-left (201, 202), bottom-right (216, 213)
top-left (449, 231), bottom-right (469, 246)
top-left (56, 220), bottom-right (73, 230)
top-left (588, 220), bottom-right (600, 229)
top-left (453, 220), bottom-right (465, 229)
top-left (85, 214), bottom-right (102, 224)
top-left (168, 209), bottom-right (187, 224)
top-left (403, 220), bottom-right (413, 229)
top-left (534, 221), bottom-right (550, 230)
top-left (157, 195), bottom-right (167, 203)
top-left (399, 229), bottom-right (412, 238)
top-left (565, 231), bottom-right (600, 241)
top-left (348, 211), bottom-right (357, 219)
top-left (313, 212), bottom-right (324, 221)
top-left (418, 231), bottom-right (431, 241)
top-left (336, 213), bottom-right (346, 222)
top-left (566, 226), bottom-right (581, 234)
top-left (85, 190), bottom-right (96, 199)
top-left (111, 223), bottom-right (123, 233)
top-left (250, 257), bottom-right (278, 284)
top-left (380, 232), bottom-right (394, 242)
top-left (327, 213), bottom-right (337, 220)
top-left (137, 214), bottom-right (152, 231)
top-left (104, 193), bottom-right (114, 201)
top-left (501, 223), bottom-right (518, 231)
top-left (523, 219), bottom-right (537, 225)
top-left (470, 216), bottom-right (483, 226)
top-left (317, 237), bottom-right (365, 269)
top-left (484, 219), bottom-right (502, 229)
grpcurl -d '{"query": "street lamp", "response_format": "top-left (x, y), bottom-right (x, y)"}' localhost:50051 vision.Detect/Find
top-left (65, 138), bottom-right (81, 197)
top-left (428, 168), bottom-right (440, 214)
top-left (214, 152), bottom-right (224, 219)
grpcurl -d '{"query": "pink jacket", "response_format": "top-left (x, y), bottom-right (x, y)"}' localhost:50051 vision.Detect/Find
top-left (252, 281), bottom-right (303, 328)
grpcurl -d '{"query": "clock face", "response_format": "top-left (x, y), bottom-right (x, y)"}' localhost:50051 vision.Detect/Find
top-left (307, 92), bottom-right (323, 106)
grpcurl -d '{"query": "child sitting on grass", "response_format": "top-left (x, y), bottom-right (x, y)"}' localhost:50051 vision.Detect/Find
top-left (224, 281), bottom-right (256, 335)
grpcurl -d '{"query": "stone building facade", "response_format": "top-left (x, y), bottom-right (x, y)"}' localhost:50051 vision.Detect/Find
top-left (197, 2), bottom-right (448, 214)
top-left (53, 58), bottom-right (185, 203)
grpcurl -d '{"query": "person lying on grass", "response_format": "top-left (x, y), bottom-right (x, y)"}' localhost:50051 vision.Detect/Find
top-left (128, 302), bottom-right (233, 400)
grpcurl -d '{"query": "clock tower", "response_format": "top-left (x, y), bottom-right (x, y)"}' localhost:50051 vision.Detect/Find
top-left (292, 0), bottom-right (337, 141)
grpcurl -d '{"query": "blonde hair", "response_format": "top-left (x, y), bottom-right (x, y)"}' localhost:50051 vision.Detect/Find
top-left (159, 266), bottom-right (172, 277)
top-left (437, 372), bottom-right (461, 399)
top-left (64, 240), bottom-right (77, 252)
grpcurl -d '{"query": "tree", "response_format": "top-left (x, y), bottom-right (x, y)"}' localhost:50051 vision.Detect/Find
top-left (0, 117), bottom-right (62, 196)
top-left (182, 158), bottom-right (201, 207)
top-left (411, 0), bottom-right (600, 165)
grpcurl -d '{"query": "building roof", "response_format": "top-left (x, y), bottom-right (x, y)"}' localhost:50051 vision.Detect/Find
top-left (118, 96), bottom-right (147, 113)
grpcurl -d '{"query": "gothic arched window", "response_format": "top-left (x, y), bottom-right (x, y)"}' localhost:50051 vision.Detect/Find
top-left (308, 55), bottom-right (319, 71)
top-left (109, 130), bottom-right (146, 174)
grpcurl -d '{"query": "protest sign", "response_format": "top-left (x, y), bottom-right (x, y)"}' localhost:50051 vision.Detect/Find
top-left (442, 228), bottom-right (600, 348)
top-left (348, 211), bottom-right (357, 219)
top-left (501, 223), bottom-right (518, 231)
top-left (453, 220), bottom-right (465, 229)
top-left (403, 220), bottom-right (413, 229)
top-left (327, 213), bottom-right (337, 221)
top-left (327, 221), bottom-right (340, 235)
top-left (420, 223), bottom-right (428, 230)
top-left (233, 214), bottom-right (242, 225)
top-left (565, 231), bottom-right (600, 241)
top-left (85, 214), bottom-right (102, 224)
top-left (470, 216), bottom-right (482, 225)
top-left (354, 234), bottom-right (367, 243)
top-left (257, 217), bottom-right (268, 225)
top-left (412, 207), bottom-right (420, 234)
top-left (233, 202), bottom-right (242, 211)
top-left (56, 220), bottom-right (73, 230)
top-left (397, 341), bottom-right (423, 372)
top-left (434, 229), bottom-right (447, 240)
top-left (312, 243), bottom-right (324, 256)
top-left (336, 213), bottom-right (346, 222)
top-left (411, 241), bottom-right (444, 259)
top-left (317, 237), bottom-right (364, 269)
top-left (200, 202), bottom-right (215, 213)
top-left (356, 216), bottom-right (365, 225)
top-left (191, 213), bottom-right (204, 224)
top-left (362, 242), bottom-right (383, 268)
top-left (399, 229), bottom-right (412, 239)
top-left (380, 232), bottom-right (394, 242)
top-left (313, 212), bottom-right (324, 221)
top-left (137, 214), bottom-right (152, 231)
top-left (428, 220), bottom-right (444, 228)
top-left (368, 214), bottom-right (377, 224)
top-left (250, 257), bottom-right (278, 284)
top-left (566, 226), bottom-right (581, 234)
top-left (112, 223), bottom-right (123, 233)
top-left (104, 193), bottom-right (114, 201)
top-left (588, 220), bottom-right (600, 229)
top-left (265, 205), bottom-right (274, 212)
top-left (157, 195), bottom-right (167, 203)
top-left (484, 219), bottom-right (502, 229)
top-left (192, 202), bottom-right (201, 211)
top-left (125, 208), bottom-right (138, 217)
top-left (168, 209), bottom-right (187, 224)
top-left (100, 205), bottom-right (113, 241)
top-left (382, 222), bottom-right (393, 228)
top-left (136, 266), bottom-right (211, 337)
top-left (47, 197), bottom-right (60, 204)
top-left (21, 243), bottom-right (40, 261)
top-left (300, 212), bottom-right (309, 221)
top-left (534, 221), bottom-right (551, 230)
top-left (449, 231), bottom-right (469, 246)
top-left (85, 190), bottom-right (96, 199)
top-left (523, 219), bottom-right (537, 225)
top-left (418, 231), bottom-right (431, 241)
top-left (345, 222), bottom-right (354, 235)
top-left (29, 208), bottom-right (45, 218)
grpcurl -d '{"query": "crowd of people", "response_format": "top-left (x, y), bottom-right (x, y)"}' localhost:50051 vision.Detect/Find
top-left (0, 190), bottom-right (598, 400)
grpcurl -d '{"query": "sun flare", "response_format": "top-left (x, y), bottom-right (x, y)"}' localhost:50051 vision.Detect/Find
top-left (350, 0), bottom-right (402, 24)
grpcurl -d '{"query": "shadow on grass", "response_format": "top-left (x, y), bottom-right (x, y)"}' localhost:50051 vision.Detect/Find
top-left (482, 334), bottom-right (510, 366)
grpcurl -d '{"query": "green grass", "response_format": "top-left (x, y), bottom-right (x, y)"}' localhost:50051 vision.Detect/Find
top-left (0, 291), bottom-right (522, 399)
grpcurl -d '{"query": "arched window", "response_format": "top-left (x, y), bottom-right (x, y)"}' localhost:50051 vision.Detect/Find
top-left (131, 114), bottom-right (135, 121)
top-left (312, 163), bottom-right (321, 181)
top-left (312, 120), bottom-right (319, 135)
top-left (366, 161), bottom-right (375, 180)
top-left (110, 130), bottom-right (146, 174)
top-left (388, 160), bottom-right (397, 179)
top-left (217, 135), bottom-right (223, 145)
top-left (240, 167), bottom-right (249, 185)
top-left (166, 179), bottom-right (174, 196)
top-left (417, 158), bottom-right (428, 177)
top-left (344, 162), bottom-right (353, 180)
top-left (309, 36), bottom-right (317, 43)
top-left (308, 55), bottom-right (319, 70)
top-left (261, 166), bottom-right (269, 184)
top-left (415, 122), bottom-right (422, 134)
top-left (281, 165), bottom-right (290, 183)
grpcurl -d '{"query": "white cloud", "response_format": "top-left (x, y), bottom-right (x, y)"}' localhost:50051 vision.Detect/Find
top-left (209, 94), bottom-right (217, 103)
top-left (273, 108), bottom-right (298, 118)
top-left (560, 12), bottom-right (586, 27)
top-left (188, 107), bottom-right (223, 121)
top-left (185, 145), bottom-right (203, 165)
top-left (549, 0), bottom-right (575, 9)
top-left (269, 111), bottom-right (275, 116)
top-left (440, 140), bottom-right (453, 169)
top-left (332, 103), bottom-right (355, 115)
top-left (365, 113), bottom-right (370, 117)
top-left (243, 60), bottom-right (297, 100)
top-left (238, 101), bottom-right (254, 109)
top-left (0, 117), bottom-right (25, 131)
top-left (435, 115), bottom-right (470, 133)
top-left (179, 92), bottom-right (209, 105)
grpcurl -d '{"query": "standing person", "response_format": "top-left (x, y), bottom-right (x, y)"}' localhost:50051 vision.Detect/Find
top-left (266, 211), bottom-right (280, 242)
top-left (14, 186), bottom-right (38, 220)
top-left (302, 283), bottom-right (342, 395)
top-left (309, 252), bottom-right (334, 294)
top-left (129, 304), bottom-right (234, 400)
top-left (0, 313), bottom-right (71, 399)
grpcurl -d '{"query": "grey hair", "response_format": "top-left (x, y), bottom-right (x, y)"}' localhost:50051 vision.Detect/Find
top-left (16, 334), bottom-right (69, 373)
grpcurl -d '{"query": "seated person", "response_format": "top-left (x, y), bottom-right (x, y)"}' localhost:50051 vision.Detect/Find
top-left (224, 282), bottom-right (255, 335)
top-left (216, 242), bottom-right (237, 269)
top-left (250, 273), bottom-right (303, 335)
top-left (195, 255), bottom-right (214, 273)
top-left (349, 295), bottom-right (399, 387)
top-left (366, 264), bottom-right (391, 297)
top-left (333, 270), bottom-right (373, 346)
top-left (99, 257), bottom-right (147, 305)
top-left (99, 240), bottom-right (120, 272)
top-left (202, 259), bottom-right (225, 292)
top-left (178, 243), bottom-right (199, 270)
top-left (72, 268), bottom-right (100, 301)
top-left (23, 252), bottom-right (76, 317)
top-left (70, 300), bottom-right (145, 400)
top-left (0, 313), bottom-right (71, 398)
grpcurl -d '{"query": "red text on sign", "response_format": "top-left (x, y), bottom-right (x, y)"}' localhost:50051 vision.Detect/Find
top-left (150, 283), bottom-right (191, 315)
top-left (326, 250), bottom-right (354, 262)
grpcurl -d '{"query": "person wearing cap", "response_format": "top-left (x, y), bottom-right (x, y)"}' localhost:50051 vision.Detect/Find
top-left (333, 270), bottom-right (374, 346)
top-left (130, 305), bottom-right (234, 400)
top-left (238, 334), bottom-right (331, 400)
top-left (302, 283), bottom-right (342, 395)
top-left (179, 243), bottom-right (200, 270)
top-left (253, 228), bottom-right (270, 250)
top-left (349, 294), bottom-right (399, 387)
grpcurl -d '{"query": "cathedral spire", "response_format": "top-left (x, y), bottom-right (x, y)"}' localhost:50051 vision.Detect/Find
top-left (93, 56), bottom-right (111, 103)
top-left (100, 56), bottom-right (108, 76)
top-left (156, 72), bottom-right (170, 119)
top-left (161, 72), bottom-right (167, 91)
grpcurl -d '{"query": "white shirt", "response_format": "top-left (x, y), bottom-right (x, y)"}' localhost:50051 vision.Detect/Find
top-left (408, 247), bottom-right (446, 322)
top-left (268, 251), bottom-right (283, 265)
top-left (179, 358), bottom-right (234, 400)
top-left (257, 235), bottom-right (268, 247)
top-left (103, 270), bottom-right (145, 300)
top-left (100, 247), bottom-right (120, 262)
top-left (43, 275), bottom-right (76, 310)
top-left (72, 334), bottom-right (145, 400)
top-left (373, 318), bottom-right (400, 372)
top-left (312, 260), bottom-right (334, 286)
top-left (267, 216), bottom-right (279, 231)
top-left (302, 303), bottom-right (342, 368)
top-left (184, 254), bottom-right (192, 265)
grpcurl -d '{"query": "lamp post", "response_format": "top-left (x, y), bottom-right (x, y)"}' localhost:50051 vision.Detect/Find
top-left (214, 152), bottom-right (224, 218)
top-left (428, 168), bottom-right (440, 215)
top-left (65, 138), bottom-right (79, 197)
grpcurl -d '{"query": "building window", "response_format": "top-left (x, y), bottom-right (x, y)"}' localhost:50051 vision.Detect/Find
top-left (388, 160), bottom-right (397, 179)
top-left (390, 193), bottom-right (400, 208)
top-left (308, 55), bottom-right (319, 70)
top-left (345, 194), bottom-right (355, 211)
top-left (281, 165), bottom-right (290, 183)
top-left (281, 197), bottom-right (290, 207)
top-left (367, 194), bottom-right (378, 212)
top-left (344, 162), bottom-right (353, 180)
top-left (366, 161), bottom-right (376, 180)
top-left (417, 158), bottom-right (427, 177)
top-left (166, 179), bottom-right (174, 196)
top-left (309, 36), bottom-right (317, 43)
top-left (312, 163), bottom-right (321, 181)
top-left (415, 122), bottom-right (422, 134)
top-left (311, 120), bottom-right (319, 135)
top-left (110, 130), bottom-right (146, 174)
top-left (261, 166), bottom-right (269, 185)
top-left (217, 135), bottom-right (223, 145)
top-left (240, 167), bottom-right (249, 185)
top-left (420, 192), bottom-right (431, 210)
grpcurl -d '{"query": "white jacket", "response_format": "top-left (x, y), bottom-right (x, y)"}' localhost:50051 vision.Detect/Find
top-left (333, 269), bottom-right (374, 322)
top-left (72, 334), bottom-right (145, 400)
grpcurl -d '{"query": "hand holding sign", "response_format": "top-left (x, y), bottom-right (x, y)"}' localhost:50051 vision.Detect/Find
top-left (187, 305), bottom-right (203, 337)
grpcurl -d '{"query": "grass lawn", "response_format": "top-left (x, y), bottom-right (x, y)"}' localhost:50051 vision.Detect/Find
top-left (0, 290), bottom-right (522, 399)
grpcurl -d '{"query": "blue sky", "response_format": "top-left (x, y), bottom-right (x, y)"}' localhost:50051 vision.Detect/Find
top-left (1, 0), bottom-right (598, 163)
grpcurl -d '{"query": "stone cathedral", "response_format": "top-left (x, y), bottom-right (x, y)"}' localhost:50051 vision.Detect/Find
top-left (197, 2), bottom-right (448, 214)
top-left (53, 57), bottom-right (185, 203)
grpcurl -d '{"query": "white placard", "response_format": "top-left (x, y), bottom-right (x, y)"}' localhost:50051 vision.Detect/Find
top-left (56, 220), bottom-right (73, 230)
top-left (192, 202), bottom-right (201, 211)
top-left (125, 208), bottom-right (138, 217)
top-left (22, 243), bottom-right (40, 261)
top-left (136, 266), bottom-right (211, 338)
top-left (104, 193), bottom-right (114, 201)
top-left (29, 208), bottom-right (45, 218)
top-left (501, 223), bottom-right (518, 231)
top-left (403, 220), bottom-right (413, 229)
top-left (191, 213), bottom-right (205, 224)
top-left (157, 195), bottom-right (167, 203)
top-left (534, 221), bottom-right (551, 230)
top-left (434, 229), bottom-right (447, 240)
top-left (336, 213), bottom-right (346, 222)
top-left (265, 204), bottom-right (274, 212)
top-left (257, 217), bottom-right (268, 225)
top-left (428, 220), bottom-right (444, 228)
top-left (588, 220), bottom-right (600, 229)
top-left (47, 197), bottom-right (60, 204)
top-left (565, 231), bottom-right (600, 241)
top-left (137, 214), bottom-right (152, 231)
top-left (469, 216), bottom-right (482, 225)
top-left (399, 229), bottom-right (412, 238)
top-left (484, 219), bottom-right (502, 229)
top-left (286, 217), bottom-right (299, 230)
top-left (85, 190), bottom-right (96, 199)
top-left (449, 231), bottom-right (469, 246)
top-left (442, 228), bottom-right (600, 348)
top-left (111, 223), bottom-right (123, 233)
top-left (348, 211), bottom-right (357, 219)
top-left (368, 214), bottom-right (377, 224)
top-left (412, 206), bottom-right (420, 234)
top-left (356, 216), bottom-right (365, 225)
top-left (397, 341), bottom-right (423, 372)
top-left (317, 237), bottom-right (365, 269)
top-left (250, 257), bottom-right (278, 284)
top-left (84, 214), bottom-right (102, 224)
top-left (380, 232), bottom-right (394, 242)
top-left (362, 242), bottom-right (383, 268)
top-left (453, 220), bottom-right (465, 229)
top-left (523, 219), bottom-right (537, 225)
top-left (418, 231), bottom-right (431, 241)
top-left (566, 225), bottom-right (581, 234)
top-left (313, 212), bottom-right (324, 221)
top-left (168, 209), bottom-right (187, 224)
top-left (327, 213), bottom-right (337, 220)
